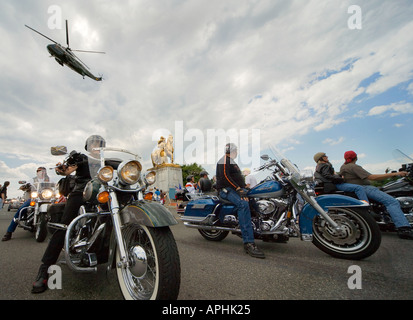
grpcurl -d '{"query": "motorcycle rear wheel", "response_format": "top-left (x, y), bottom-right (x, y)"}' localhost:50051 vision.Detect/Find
top-left (312, 207), bottom-right (381, 260)
top-left (116, 225), bottom-right (181, 300)
top-left (198, 229), bottom-right (229, 241)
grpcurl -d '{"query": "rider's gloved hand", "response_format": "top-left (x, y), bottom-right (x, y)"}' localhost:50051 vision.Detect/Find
top-left (237, 188), bottom-right (249, 198)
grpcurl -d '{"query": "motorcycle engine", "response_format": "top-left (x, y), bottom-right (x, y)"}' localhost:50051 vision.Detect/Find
top-left (397, 197), bottom-right (413, 214)
top-left (254, 199), bottom-right (288, 219)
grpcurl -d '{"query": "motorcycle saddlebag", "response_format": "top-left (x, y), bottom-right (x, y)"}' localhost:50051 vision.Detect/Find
top-left (184, 197), bottom-right (220, 218)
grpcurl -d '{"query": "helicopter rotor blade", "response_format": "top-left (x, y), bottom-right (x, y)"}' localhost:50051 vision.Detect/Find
top-left (66, 20), bottom-right (70, 48)
top-left (25, 24), bottom-right (58, 44)
top-left (67, 49), bottom-right (91, 70)
top-left (71, 49), bottom-right (106, 54)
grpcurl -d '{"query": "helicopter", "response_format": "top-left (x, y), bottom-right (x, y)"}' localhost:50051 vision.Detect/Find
top-left (25, 20), bottom-right (105, 81)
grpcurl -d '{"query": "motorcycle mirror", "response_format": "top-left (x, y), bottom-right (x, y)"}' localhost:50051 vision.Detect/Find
top-left (261, 154), bottom-right (270, 161)
top-left (51, 146), bottom-right (68, 156)
top-left (18, 181), bottom-right (27, 184)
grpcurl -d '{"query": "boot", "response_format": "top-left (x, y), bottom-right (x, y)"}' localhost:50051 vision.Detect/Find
top-left (244, 242), bottom-right (265, 259)
top-left (31, 264), bottom-right (49, 294)
top-left (1, 232), bottom-right (12, 241)
top-left (397, 226), bottom-right (413, 240)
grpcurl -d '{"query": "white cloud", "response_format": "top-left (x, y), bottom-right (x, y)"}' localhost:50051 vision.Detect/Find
top-left (323, 137), bottom-right (345, 146)
top-left (1, 0), bottom-right (412, 197)
top-left (368, 102), bottom-right (413, 117)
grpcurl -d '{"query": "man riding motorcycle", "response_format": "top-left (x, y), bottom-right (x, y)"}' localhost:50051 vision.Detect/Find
top-left (2, 167), bottom-right (50, 241)
top-left (31, 135), bottom-right (105, 293)
top-left (339, 150), bottom-right (413, 240)
top-left (216, 143), bottom-right (265, 259)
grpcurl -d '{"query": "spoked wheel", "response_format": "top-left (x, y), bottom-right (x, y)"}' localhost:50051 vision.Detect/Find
top-left (198, 229), bottom-right (229, 241)
top-left (116, 225), bottom-right (180, 300)
top-left (312, 207), bottom-right (381, 260)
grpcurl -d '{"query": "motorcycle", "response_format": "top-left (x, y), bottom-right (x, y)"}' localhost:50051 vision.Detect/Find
top-left (315, 149), bottom-right (413, 231)
top-left (182, 152), bottom-right (382, 260)
top-left (15, 180), bottom-right (57, 242)
top-left (47, 146), bottom-right (181, 300)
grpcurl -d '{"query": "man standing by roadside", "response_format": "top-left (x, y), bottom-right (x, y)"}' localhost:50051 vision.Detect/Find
top-left (0, 181), bottom-right (10, 209)
top-left (340, 150), bottom-right (413, 240)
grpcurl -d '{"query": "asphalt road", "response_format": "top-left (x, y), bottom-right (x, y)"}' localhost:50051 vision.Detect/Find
top-left (0, 204), bottom-right (412, 301)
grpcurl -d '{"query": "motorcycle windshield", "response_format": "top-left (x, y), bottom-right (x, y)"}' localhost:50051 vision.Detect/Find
top-left (393, 149), bottom-right (413, 166)
top-left (34, 181), bottom-right (56, 192)
top-left (267, 145), bottom-right (313, 184)
top-left (88, 147), bottom-right (142, 186)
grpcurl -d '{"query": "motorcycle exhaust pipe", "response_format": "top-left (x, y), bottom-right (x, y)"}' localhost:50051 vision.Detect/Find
top-left (183, 222), bottom-right (240, 232)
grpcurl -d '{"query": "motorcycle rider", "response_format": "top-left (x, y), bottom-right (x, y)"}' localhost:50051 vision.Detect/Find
top-left (2, 167), bottom-right (50, 241)
top-left (339, 150), bottom-right (413, 240)
top-left (313, 152), bottom-right (369, 202)
top-left (198, 171), bottom-right (213, 193)
top-left (216, 143), bottom-right (265, 259)
top-left (31, 135), bottom-right (106, 293)
top-left (185, 175), bottom-right (197, 193)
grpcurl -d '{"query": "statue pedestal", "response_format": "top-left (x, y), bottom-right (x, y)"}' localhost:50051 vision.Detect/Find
top-left (151, 164), bottom-right (183, 199)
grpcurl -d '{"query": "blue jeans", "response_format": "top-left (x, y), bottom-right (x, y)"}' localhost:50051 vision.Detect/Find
top-left (336, 183), bottom-right (369, 202)
top-left (7, 199), bottom-right (31, 233)
top-left (362, 186), bottom-right (410, 228)
top-left (219, 188), bottom-right (255, 243)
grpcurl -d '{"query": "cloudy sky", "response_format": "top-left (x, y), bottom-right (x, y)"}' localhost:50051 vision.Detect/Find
top-left (1, 0), bottom-right (412, 198)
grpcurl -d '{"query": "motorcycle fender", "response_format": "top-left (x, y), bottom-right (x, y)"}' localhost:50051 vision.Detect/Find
top-left (120, 201), bottom-right (178, 227)
top-left (39, 203), bottom-right (50, 213)
top-left (299, 194), bottom-right (368, 240)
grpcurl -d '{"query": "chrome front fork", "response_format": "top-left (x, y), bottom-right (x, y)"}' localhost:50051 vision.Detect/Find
top-left (109, 190), bottom-right (129, 269)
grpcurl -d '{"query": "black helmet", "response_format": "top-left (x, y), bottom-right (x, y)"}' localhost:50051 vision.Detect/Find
top-left (186, 175), bottom-right (194, 182)
top-left (85, 135), bottom-right (106, 152)
top-left (200, 171), bottom-right (209, 177)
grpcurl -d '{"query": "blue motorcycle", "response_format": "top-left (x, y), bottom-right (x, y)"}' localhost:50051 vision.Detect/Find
top-left (182, 154), bottom-right (381, 260)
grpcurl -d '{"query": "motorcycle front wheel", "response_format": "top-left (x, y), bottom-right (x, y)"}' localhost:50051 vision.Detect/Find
top-left (35, 213), bottom-right (48, 243)
top-left (116, 225), bottom-right (181, 300)
top-left (312, 207), bottom-right (381, 260)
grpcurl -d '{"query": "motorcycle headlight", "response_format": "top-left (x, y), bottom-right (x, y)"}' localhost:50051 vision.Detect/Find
top-left (31, 191), bottom-right (38, 199)
top-left (41, 189), bottom-right (54, 200)
top-left (144, 171), bottom-right (156, 186)
top-left (98, 166), bottom-right (114, 183)
top-left (118, 160), bottom-right (142, 185)
top-left (83, 179), bottom-right (101, 202)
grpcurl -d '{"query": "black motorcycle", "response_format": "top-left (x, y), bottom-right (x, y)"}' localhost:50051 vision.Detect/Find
top-left (48, 146), bottom-right (181, 300)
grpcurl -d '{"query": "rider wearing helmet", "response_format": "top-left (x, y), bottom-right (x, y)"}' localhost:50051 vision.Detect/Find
top-left (185, 175), bottom-right (196, 194)
top-left (85, 134), bottom-right (106, 153)
top-left (216, 143), bottom-right (265, 259)
top-left (313, 152), bottom-right (369, 201)
top-left (31, 135), bottom-right (106, 294)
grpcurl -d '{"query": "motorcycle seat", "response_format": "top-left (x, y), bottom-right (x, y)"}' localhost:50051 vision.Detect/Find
top-left (218, 196), bottom-right (235, 205)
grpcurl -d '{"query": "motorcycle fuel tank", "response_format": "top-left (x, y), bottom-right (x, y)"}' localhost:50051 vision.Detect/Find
top-left (248, 181), bottom-right (284, 198)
